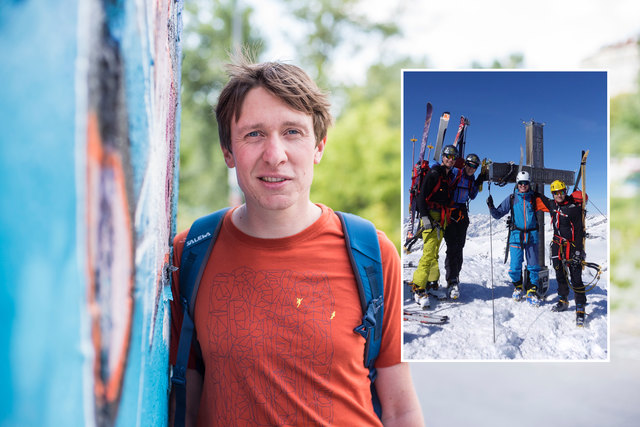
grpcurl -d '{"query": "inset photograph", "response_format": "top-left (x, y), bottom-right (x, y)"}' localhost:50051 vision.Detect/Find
top-left (401, 70), bottom-right (608, 360)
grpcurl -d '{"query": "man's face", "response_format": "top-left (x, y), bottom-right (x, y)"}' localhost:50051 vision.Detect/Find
top-left (517, 181), bottom-right (530, 193)
top-left (442, 154), bottom-right (456, 169)
top-left (553, 189), bottom-right (566, 203)
top-left (464, 163), bottom-right (478, 176)
top-left (222, 86), bottom-right (325, 213)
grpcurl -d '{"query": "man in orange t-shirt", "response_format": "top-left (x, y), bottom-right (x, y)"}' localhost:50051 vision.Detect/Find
top-left (169, 56), bottom-right (423, 426)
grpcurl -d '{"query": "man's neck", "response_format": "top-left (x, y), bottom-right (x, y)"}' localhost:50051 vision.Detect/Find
top-left (231, 201), bottom-right (322, 239)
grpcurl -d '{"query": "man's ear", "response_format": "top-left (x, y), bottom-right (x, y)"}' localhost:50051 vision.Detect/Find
top-left (222, 146), bottom-right (235, 168)
top-left (314, 136), bottom-right (327, 164)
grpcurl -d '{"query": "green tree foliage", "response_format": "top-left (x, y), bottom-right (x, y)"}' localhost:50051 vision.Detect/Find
top-left (178, 0), bottom-right (263, 231)
top-left (609, 36), bottom-right (640, 299)
top-left (279, 0), bottom-right (400, 87)
top-left (610, 83), bottom-right (640, 296)
top-left (610, 92), bottom-right (640, 156)
top-left (610, 196), bottom-right (640, 292)
top-left (312, 98), bottom-right (399, 247)
top-left (312, 59), bottom-right (424, 250)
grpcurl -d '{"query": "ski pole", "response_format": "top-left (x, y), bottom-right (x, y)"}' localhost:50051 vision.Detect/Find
top-left (410, 137), bottom-right (416, 172)
top-left (488, 182), bottom-right (496, 344)
top-left (426, 143), bottom-right (434, 162)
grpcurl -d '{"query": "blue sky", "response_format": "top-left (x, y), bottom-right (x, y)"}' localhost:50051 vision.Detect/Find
top-left (402, 71), bottom-right (608, 217)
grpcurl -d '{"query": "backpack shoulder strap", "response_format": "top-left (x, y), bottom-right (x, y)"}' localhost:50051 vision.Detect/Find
top-left (179, 208), bottom-right (230, 318)
top-left (452, 167), bottom-right (464, 188)
top-left (335, 211), bottom-right (384, 419)
top-left (172, 207), bottom-right (230, 427)
top-left (424, 173), bottom-right (444, 204)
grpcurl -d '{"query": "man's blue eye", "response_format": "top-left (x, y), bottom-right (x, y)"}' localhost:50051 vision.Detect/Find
top-left (247, 131), bottom-right (259, 137)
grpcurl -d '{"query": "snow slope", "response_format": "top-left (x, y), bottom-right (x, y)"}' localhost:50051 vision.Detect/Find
top-left (402, 213), bottom-right (609, 360)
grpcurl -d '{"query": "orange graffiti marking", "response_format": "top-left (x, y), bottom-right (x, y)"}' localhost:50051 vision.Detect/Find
top-left (86, 111), bottom-right (134, 407)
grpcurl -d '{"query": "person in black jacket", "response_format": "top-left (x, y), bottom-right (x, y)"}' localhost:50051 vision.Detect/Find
top-left (409, 145), bottom-right (456, 308)
top-left (536, 180), bottom-right (587, 326)
top-left (444, 153), bottom-right (482, 299)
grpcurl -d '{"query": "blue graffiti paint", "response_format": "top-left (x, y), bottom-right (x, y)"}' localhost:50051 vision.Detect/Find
top-left (1, 0), bottom-right (182, 426)
top-left (107, 0), bottom-right (150, 200)
top-left (0, 0), bottom-right (85, 426)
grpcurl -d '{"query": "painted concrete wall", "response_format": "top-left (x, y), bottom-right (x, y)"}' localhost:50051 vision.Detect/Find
top-left (0, 0), bottom-right (182, 425)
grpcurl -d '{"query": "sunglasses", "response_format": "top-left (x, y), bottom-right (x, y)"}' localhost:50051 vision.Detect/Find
top-left (517, 181), bottom-right (530, 186)
top-left (465, 162), bottom-right (479, 169)
top-left (443, 154), bottom-right (456, 160)
top-left (552, 190), bottom-right (567, 195)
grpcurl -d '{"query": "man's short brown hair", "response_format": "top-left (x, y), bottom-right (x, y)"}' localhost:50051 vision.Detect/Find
top-left (215, 58), bottom-right (333, 151)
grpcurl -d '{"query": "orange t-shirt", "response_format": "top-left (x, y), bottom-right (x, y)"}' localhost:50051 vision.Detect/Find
top-left (170, 204), bottom-right (401, 426)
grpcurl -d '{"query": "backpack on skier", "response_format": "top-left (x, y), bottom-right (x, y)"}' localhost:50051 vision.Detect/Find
top-left (409, 160), bottom-right (430, 217)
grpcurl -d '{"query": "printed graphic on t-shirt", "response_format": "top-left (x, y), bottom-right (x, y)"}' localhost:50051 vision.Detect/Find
top-left (205, 266), bottom-right (335, 425)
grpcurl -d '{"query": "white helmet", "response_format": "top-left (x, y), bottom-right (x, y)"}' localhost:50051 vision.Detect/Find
top-left (516, 170), bottom-right (530, 183)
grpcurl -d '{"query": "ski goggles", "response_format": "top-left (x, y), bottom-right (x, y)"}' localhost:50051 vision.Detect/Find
top-left (465, 161), bottom-right (479, 169)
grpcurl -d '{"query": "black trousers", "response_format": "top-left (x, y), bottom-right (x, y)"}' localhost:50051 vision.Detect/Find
top-left (551, 241), bottom-right (587, 306)
top-left (444, 208), bottom-right (470, 284)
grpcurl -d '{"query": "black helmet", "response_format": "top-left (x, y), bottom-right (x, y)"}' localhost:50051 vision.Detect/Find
top-left (465, 153), bottom-right (480, 168)
top-left (442, 145), bottom-right (458, 158)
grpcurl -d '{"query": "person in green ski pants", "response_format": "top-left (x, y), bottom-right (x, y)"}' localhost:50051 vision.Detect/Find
top-left (410, 145), bottom-right (457, 308)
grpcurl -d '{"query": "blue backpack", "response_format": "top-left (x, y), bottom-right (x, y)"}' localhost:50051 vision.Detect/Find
top-left (171, 209), bottom-right (385, 426)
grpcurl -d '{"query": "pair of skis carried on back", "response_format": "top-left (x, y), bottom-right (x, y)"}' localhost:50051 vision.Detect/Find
top-left (406, 102), bottom-right (434, 245)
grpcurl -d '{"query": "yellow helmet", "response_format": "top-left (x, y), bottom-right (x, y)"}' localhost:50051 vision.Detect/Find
top-left (550, 180), bottom-right (566, 192)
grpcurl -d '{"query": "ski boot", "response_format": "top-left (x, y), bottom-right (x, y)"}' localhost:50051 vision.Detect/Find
top-left (551, 298), bottom-right (569, 312)
top-left (411, 283), bottom-right (430, 309)
top-left (426, 280), bottom-right (447, 300)
top-left (526, 287), bottom-right (540, 307)
top-left (576, 304), bottom-right (586, 327)
top-left (512, 281), bottom-right (524, 301)
top-left (447, 278), bottom-right (460, 300)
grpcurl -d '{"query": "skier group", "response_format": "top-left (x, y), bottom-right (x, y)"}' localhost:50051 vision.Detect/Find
top-left (407, 146), bottom-right (591, 327)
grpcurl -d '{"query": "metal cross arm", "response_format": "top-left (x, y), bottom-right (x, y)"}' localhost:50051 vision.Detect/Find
top-left (488, 163), bottom-right (575, 186)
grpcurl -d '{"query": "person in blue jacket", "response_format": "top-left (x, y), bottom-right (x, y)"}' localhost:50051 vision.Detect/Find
top-left (486, 170), bottom-right (545, 306)
top-left (443, 153), bottom-right (482, 299)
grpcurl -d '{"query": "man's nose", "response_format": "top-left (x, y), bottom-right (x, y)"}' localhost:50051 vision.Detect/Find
top-left (262, 134), bottom-right (288, 166)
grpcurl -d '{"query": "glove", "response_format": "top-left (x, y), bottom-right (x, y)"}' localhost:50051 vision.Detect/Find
top-left (486, 195), bottom-right (494, 210)
top-left (477, 170), bottom-right (488, 183)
